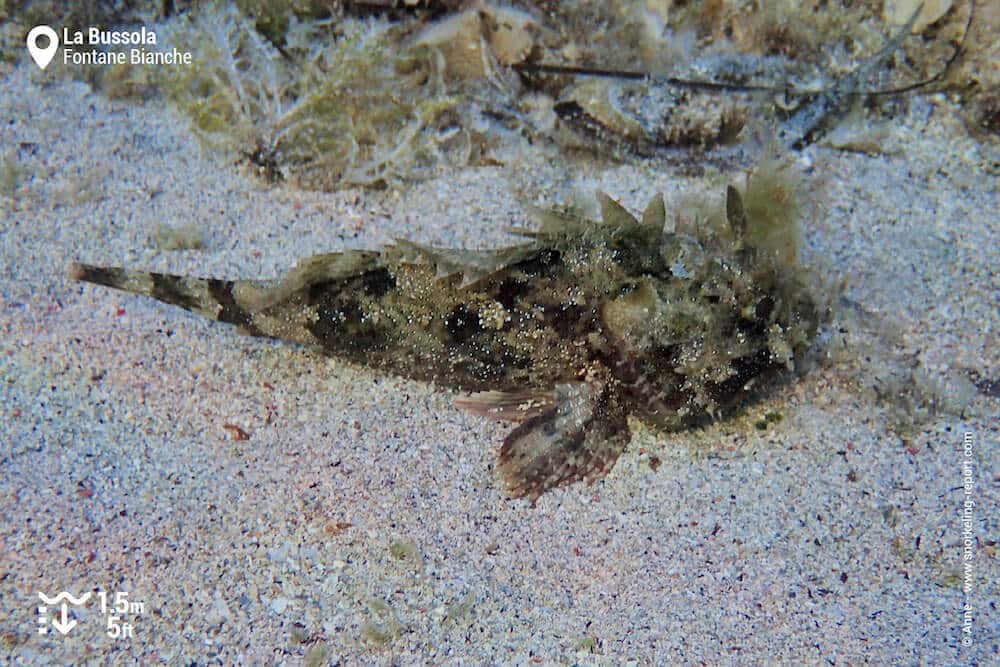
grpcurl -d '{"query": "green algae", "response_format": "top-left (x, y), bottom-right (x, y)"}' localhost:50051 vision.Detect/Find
top-left (158, 5), bottom-right (461, 189)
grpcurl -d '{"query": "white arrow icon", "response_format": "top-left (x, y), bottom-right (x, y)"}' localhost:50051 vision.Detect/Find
top-left (26, 25), bottom-right (59, 70)
top-left (50, 604), bottom-right (77, 635)
top-left (37, 591), bottom-right (91, 636)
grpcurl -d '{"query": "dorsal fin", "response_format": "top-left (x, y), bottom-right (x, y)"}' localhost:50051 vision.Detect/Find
top-left (641, 193), bottom-right (666, 229)
top-left (234, 250), bottom-right (381, 310)
top-left (597, 192), bottom-right (638, 228)
top-left (515, 192), bottom-right (669, 246)
top-left (511, 205), bottom-right (591, 241)
top-left (390, 239), bottom-right (543, 287)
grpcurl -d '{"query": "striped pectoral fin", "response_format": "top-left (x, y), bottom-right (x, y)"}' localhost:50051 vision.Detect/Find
top-left (454, 389), bottom-right (558, 422)
top-left (495, 382), bottom-right (630, 504)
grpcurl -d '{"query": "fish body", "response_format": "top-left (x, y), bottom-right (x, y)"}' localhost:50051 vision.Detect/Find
top-left (73, 184), bottom-right (819, 502)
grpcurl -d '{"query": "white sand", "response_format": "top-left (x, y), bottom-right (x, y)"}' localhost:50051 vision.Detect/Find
top-left (1, 58), bottom-right (997, 664)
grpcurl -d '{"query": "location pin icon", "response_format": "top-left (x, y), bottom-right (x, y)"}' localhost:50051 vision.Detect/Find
top-left (26, 26), bottom-right (59, 70)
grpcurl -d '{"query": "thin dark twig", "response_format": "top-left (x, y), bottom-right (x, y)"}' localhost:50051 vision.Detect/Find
top-left (865, 0), bottom-right (975, 96)
top-left (512, 0), bottom-right (975, 100)
top-left (510, 62), bottom-right (776, 92)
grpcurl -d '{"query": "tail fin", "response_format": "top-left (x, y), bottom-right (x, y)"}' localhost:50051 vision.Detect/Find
top-left (70, 262), bottom-right (263, 335)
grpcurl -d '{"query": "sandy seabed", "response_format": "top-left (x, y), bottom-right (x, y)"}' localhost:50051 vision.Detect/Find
top-left (0, 56), bottom-right (997, 664)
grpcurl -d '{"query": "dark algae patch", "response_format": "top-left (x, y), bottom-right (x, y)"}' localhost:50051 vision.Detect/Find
top-left (72, 161), bottom-right (822, 502)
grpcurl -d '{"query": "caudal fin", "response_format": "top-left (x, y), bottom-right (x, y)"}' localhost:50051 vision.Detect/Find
top-left (70, 262), bottom-right (263, 335)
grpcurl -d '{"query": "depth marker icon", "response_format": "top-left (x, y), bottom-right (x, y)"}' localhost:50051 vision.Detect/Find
top-left (37, 592), bottom-right (91, 636)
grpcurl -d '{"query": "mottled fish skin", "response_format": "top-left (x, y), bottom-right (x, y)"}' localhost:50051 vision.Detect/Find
top-left (72, 185), bottom-right (819, 503)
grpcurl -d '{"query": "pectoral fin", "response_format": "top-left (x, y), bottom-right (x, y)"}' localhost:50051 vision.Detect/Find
top-left (494, 383), bottom-right (630, 503)
top-left (454, 390), bottom-right (557, 422)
